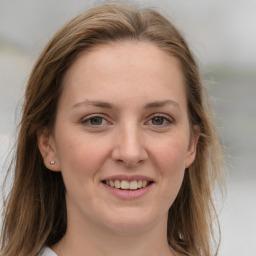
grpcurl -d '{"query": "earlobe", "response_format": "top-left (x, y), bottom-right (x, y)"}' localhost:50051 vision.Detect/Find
top-left (185, 127), bottom-right (200, 168)
top-left (37, 128), bottom-right (61, 172)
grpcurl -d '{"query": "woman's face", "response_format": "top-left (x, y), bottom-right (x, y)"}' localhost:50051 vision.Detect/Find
top-left (39, 41), bottom-right (198, 233)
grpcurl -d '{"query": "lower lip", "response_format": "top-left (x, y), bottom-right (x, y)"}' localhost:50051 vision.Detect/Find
top-left (102, 182), bottom-right (153, 200)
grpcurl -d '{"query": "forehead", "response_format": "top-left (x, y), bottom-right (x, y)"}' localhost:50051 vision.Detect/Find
top-left (63, 41), bottom-right (184, 83)
top-left (60, 41), bottom-right (187, 109)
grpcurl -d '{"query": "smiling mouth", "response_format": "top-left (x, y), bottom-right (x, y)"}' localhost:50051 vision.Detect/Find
top-left (102, 180), bottom-right (154, 190)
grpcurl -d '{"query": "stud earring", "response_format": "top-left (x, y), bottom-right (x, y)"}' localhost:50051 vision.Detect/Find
top-left (50, 161), bottom-right (55, 165)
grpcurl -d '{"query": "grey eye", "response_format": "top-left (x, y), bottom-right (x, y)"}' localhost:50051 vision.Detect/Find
top-left (89, 117), bottom-right (103, 125)
top-left (151, 116), bottom-right (164, 125)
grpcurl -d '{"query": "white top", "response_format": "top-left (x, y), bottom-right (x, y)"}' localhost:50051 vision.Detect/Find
top-left (40, 247), bottom-right (57, 256)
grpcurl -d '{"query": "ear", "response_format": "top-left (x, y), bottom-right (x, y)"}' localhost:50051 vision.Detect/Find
top-left (37, 128), bottom-right (61, 172)
top-left (185, 126), bottom-right (200, 168)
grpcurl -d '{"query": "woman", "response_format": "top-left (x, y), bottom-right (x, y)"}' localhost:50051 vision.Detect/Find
top-left (0, 2), bottom-right (223, 256)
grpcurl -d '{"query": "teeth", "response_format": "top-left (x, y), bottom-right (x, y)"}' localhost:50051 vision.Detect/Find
top-left (114, 180), bottom-right (121, 188)
top-left (142, 180), bottom-right (147, 188)
top-left (109, 180), bottom-right (115, 187)
top-left (121, 180), bottom-right (130, 189)
top-left (129, 180), bottom-right (138, 190)
top-left (105, 180), bottom-right (150, 190)
top-left (137, 180), bottom-right (142, 188)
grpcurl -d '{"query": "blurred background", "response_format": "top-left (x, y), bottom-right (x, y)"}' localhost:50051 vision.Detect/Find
top-left (0, 0), bottom-right (255, 255)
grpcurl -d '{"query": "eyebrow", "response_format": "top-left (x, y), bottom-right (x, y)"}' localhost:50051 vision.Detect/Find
top-left (144, 100), bottom-right (180, 109)
top-left (72, 99), bottom-right (180, 110)
top-left (72, 100), bottom-right (115, 109)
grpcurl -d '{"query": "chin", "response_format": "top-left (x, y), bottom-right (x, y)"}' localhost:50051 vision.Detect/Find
top-left (101, 208), bottom-right (165, 234)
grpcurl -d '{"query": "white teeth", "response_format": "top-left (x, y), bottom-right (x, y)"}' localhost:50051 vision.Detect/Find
top-left (137, 180), bottom-right (142, 188)
top-left (121, 180), bottom-right (130, 189)
top-left (129, 180), bottom-right (138, 190)
top-left (142, 180), bottom-right (147, 188)
top-left (106, 180), bottom-right (150, 190)
top-left (109, 180), bottom-right (115, 187)
top-left (114, 180), bottom-right (121, 188)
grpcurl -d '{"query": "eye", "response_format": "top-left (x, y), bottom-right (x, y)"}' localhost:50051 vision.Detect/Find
top-left (151, 116), bottom-right (165, 125)
top-left (81, 116), bottom-right (109, 127)
top-left (146, 114), bottom-right (173, 127)
top-left (89, 116), bottom-right (104, 125)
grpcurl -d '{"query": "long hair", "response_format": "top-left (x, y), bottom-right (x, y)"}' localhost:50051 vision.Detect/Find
top-left (1, 3), bottom-right (223, 256)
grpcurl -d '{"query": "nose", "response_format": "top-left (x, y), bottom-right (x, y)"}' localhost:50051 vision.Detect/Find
top-left (111, 122), bottom-right (148, 168)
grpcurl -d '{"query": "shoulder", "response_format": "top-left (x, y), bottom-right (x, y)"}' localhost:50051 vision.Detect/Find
top-left (39, 247), bottom-right (58, 256)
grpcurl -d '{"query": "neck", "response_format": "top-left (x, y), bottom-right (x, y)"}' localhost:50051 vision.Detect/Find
top-left (52, 214), bottom-right (174, 256)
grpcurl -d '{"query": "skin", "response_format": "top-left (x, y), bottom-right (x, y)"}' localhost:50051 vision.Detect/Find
top-left (38, 41), bottom-right (199, 256)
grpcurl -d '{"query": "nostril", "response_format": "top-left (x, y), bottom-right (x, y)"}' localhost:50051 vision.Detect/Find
top-left (111, 140), bottom-right (148, 167)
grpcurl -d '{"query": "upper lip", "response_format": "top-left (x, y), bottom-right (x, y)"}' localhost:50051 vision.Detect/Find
top-left (101, 174), bottom-right (154, 182)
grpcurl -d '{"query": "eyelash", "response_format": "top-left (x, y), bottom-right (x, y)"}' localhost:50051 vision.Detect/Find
top-left (81, 114), bottom-right (174, 128)
top-left (81, 115), bottom-right (110, 127)
top-left (146, 114), bottom-right (174, 127)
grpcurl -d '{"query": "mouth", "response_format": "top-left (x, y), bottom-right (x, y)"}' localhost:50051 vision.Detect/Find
top-left (102, 180), bottom-right (154, 190)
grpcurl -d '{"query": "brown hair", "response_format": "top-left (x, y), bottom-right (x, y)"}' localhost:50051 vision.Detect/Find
top-left (1, 3), bottom-right (223, 256)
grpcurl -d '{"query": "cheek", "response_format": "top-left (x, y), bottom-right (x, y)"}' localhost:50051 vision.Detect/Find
top-left (54, 134), bottom-right (111, 208)
top-left (159, 146), bottom-right (186, 189)
top-left (55, 131), bottom-right (110, 179)
top-left (150, 137), bottom-right (188, 197)
top-left (152, 136), bottom-right (189, 172)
